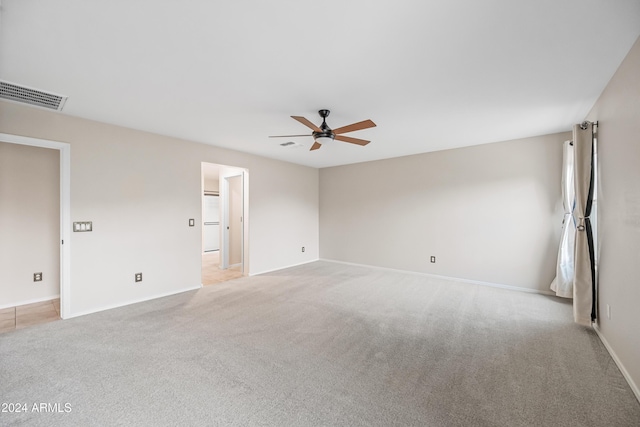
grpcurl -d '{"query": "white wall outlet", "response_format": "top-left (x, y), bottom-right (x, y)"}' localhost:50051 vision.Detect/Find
top-left (607, 304), bottom-right (611, 320)
top-left (189, 219), bottom-right (195, 227)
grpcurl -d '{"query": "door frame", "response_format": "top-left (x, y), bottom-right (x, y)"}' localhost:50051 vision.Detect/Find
top-left (0, 133), bottom-right (71, 319)
top-left (201, 162), bottom-right (249, 278)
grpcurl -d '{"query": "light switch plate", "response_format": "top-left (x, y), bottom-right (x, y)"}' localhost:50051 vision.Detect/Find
top-left (73, 221), bottom-right (93, 232)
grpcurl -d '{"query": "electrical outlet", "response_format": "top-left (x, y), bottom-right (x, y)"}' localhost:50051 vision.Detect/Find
top-left (607, 304), bottom-right (611, 320)
top-left (188, 219), bottom-right (195, 227)
top-left (302, 247), bottom-right (305, 253)
top-left (135, 273), bottom-right (143, 283)
top-left (34, 272), bottom-right (43, 282)
top-left (430, 256), bottom-right (436, 263)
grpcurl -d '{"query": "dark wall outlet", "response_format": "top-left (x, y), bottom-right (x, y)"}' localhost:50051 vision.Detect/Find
top-left (135, 273), bottom-right (143, 282)
top-left (34, 272), bottom-right (43, 282)
top-left (430, 256), bottom-right (436, 263)
top-left (302, 247), bottom-right (305, 253)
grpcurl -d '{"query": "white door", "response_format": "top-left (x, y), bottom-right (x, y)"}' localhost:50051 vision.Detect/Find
top-left (222, 173), bottom-right (243, 269)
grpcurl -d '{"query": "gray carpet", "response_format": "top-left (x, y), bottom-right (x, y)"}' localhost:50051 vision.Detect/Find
top-left (1, 261), bottom-right (639, 426)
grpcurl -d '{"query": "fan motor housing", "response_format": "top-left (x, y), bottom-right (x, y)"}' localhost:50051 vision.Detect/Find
top-left (313, 130), bottom-right (335, 141)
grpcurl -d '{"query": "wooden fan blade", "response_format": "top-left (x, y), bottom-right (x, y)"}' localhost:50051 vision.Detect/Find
top-left (332, 119), bottom-right (376, 135)
top-left (310, 141), bottom-right (322, 151)
top-left (291, 116), bottom-right (321, 132)
top-left (268, 134), bottom-right (311, 138)
top-left (335, 134), bottom-right (370, 146)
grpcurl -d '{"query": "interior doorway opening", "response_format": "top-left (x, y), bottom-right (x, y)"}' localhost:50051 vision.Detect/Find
top-left (0, 133), bottom-right (70, 320)
top-left (201, 162), bottom-right (249, 286)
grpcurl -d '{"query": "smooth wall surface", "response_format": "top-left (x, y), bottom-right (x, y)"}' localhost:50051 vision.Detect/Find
top-left (320, 132), bottom-right (568, 292)
top-left (586, 35), bottom-right (640, 396)
top-left (0, 142), bottom-right (60, 307)
top-left (203, 176), bottom-right (219, 193)
top-left (0, 101), bottom-right (319, 317)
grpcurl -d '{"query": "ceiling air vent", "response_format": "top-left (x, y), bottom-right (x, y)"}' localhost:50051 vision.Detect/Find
top-left (280, 141), bottom-right (302, 148)
top-left (0, 80), bottom-right (68, 111)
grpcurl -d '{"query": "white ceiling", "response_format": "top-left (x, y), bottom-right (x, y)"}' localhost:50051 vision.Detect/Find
top-left (2, 1), bottom-right (640, 168)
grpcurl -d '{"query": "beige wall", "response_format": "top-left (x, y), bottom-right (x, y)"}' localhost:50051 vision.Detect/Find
top-left (203, 176), bottom-right (219, 193)
top-left (0, 101), bottom-right (319, 316)
top-left (320, 132), bottom-right (568, 292)
top-left (0, 142), bottom-right (60, 307)
top-left (586, 36), bottom-right (640, 396)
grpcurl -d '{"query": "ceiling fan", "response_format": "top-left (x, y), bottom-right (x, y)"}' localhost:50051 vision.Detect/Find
top-left (270, 109), bottom-right (376, 151)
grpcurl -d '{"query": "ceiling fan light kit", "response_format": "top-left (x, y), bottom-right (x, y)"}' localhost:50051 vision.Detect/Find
top-left (314, 134), bottom-right (335, 144)
top-left (270, 109), bottom-right (376, 151)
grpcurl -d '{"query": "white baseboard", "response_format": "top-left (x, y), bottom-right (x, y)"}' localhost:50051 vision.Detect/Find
top-left (250, 259), bottom-right (319, 276)
top-left (65, 284), bottom-right (202, 319)
top-left (0, 294), bottom-right (61, 310)
top-left (320, 258), bottom-right (555, 296)
top-left (593, 324), bottom-right (640, 404)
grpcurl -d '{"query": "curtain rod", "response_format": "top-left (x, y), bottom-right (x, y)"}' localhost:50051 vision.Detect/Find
top-left (579, 120), bottom-right (599, 130)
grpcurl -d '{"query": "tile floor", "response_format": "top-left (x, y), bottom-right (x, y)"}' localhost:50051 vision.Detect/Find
top-left (202, 251), bottom-right (243, 286)
top-left (0, 299), bottom-right (60, 334)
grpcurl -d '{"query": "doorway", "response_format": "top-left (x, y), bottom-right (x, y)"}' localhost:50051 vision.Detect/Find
top-left (0, 133), bottom-right (70, 319)
top-left (201, 162), bottom-right (248, 286)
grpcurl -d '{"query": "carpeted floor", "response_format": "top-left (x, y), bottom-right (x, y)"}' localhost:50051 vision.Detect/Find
top-left (1, 261), bottom-right (639, 426)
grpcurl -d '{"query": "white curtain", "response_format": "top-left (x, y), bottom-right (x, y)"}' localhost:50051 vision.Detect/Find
top-left (550, 141), bottom-right (575, 298)
top-left (572, 122), bottom-right (596, 326)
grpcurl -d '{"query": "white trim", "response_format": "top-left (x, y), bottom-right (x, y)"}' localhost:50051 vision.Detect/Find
top-left (320, 258), bottom-right (556, 296)
top-left (66, 284), bottom-right (202, 319)
top-left (0, 295), bottom-right (61, 310)
top-left (593, 324), bottom-right (640, 404)
top-left (250, 259), bottom-right (319, 276)
top-left (0, 133), bottom-right (71, 319)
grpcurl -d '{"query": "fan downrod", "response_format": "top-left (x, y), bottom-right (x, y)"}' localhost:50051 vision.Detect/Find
top-left (317, 109), bottom-right (332, 133)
